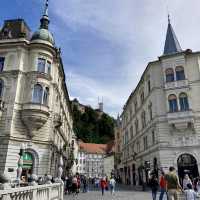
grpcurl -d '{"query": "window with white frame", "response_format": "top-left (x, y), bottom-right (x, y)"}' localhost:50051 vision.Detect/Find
top-left (32, 84), bottom-right (50, 106)
top-left (168, 94), bottom-right (178, 112)
top-left (179, 93), bottom-right (189, 111)
top-left (37, 58), bottom-right (51, 74)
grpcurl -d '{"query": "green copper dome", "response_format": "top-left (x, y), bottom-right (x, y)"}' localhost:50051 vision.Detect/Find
top-left (31, 28), bottom-right (54, 45)
top-left (31, 0), bottom-right (54, 45)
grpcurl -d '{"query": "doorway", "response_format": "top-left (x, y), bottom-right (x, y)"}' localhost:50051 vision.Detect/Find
top-left (177, 153), bottom-right (199, 185)
top-left (21, 152), bottom-right (34, 181)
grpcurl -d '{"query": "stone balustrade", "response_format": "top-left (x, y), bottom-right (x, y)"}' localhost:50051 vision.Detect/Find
top-left (0, 183), bottom-right (64, 200)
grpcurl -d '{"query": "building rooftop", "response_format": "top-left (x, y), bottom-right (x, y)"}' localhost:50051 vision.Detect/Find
top-left (163, 16), bottom-right (182, 55)
top-left (79, 141), bottom-right (114, 154)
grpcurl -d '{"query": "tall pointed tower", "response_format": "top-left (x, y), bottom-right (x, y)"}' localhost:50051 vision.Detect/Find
top-left (163, 16), bottom-right (182, 55)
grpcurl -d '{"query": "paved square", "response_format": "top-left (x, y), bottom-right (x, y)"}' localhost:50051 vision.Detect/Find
top-left (64, 190), bottom-right (152, 200)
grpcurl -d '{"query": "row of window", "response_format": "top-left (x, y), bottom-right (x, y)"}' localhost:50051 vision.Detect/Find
top-left (165, 66), bottom-right (185, 82)
top-left (123, 131), bottom-right (156, 159)
top-left (168, 93), bottom-right (189, 112)
top-left (123, 79), bottom-right (151, 126)
top-left (123, 102), bottom-right (153, 145)
top-left (0, 56), bottom-right (52, 75)
top-left (0, 80), bottom-right (49, 106)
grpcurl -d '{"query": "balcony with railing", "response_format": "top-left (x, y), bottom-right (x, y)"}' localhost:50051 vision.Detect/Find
top-left (165, 79), bottom-right (189, 90)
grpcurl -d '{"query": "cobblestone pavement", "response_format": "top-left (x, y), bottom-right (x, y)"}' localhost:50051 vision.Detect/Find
top-left (64, 190), bottom-right (152, 200)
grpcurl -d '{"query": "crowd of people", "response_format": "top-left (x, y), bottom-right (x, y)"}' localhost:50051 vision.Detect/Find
top-left (149, 166), bottom-right (200, 200)
top-left (64, 173), bottom-right (116, 196)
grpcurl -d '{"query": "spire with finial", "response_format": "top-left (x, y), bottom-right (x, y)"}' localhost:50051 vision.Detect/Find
top-left (168, 14), bottom-right (170, 24)
top-left (163, 15), bottom-right (182, 55)
top-left (40, 0), bottom-right (50, 30)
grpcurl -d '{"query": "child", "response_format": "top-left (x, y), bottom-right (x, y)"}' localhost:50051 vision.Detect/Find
top-left (185, 183), bottom-right (198, 200)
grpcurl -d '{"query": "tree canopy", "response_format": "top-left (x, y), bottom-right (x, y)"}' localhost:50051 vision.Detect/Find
top-left (72, 105), bottom-right (115, 144)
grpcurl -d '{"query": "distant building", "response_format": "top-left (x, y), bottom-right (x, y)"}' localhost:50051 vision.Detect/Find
top-left (71, 98), bottom-right (86, 114)
top-left (120, 17), bottom-right (200, 186)
top-left (0, 1), bottom-right (75, 179)
top-left (77, 141), bottom-right (114, 177)
top-left (114, 115), bottom-right (124, 181)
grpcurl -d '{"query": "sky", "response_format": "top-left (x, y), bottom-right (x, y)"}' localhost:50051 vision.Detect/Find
top-left (1, 0), bottom-right (200, 118)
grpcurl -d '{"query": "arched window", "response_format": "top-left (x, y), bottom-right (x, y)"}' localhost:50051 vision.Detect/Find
top-left (165, 68), bottom-right (174, 82)
top-left (0, 79), bottom-right (4, 98)
top-left (179, 93), bottom-right (189, 111)
top-left (32, 84), bottom-right (43, 103)
top-left (168, 94), bottom-right (178, 112)
top-left (43, 87), bottom-right (49, 106)
top-left (176, 66), bottom-right (185, 81)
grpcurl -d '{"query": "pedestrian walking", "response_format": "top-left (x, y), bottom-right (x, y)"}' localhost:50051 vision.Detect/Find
top-left (109, 176), bottom-right (116, 195)
top-left (183, 174), bottom-right (192, 190)
top-left (159, 171), bottom-right (168, 200)
top-left (165, 166), bottom-right (183, 200)
top-left (149, 173), bottom-right (159, 200)
top-left (82, 176), bottom-right (88, 193)
top-left (100, 177), bottom-right (107, 196)
top-left (185, 183), bottom-right (198, 200)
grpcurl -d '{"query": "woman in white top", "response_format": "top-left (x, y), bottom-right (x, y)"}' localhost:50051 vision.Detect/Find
top-left (183, 174), bottom-right (192, 190)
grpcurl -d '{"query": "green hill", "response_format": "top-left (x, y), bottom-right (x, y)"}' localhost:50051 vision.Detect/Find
top-left (71, 103), bottom-right (115, 144)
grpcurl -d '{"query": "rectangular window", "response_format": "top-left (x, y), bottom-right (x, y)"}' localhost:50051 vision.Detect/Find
top-left (143, 136), bottom-right (148, 150)
top-left (130, 126), bottom-right (133, 139)
top-left (0, 57), bottom-right (5, 72)
top-left (47, 61), bottom-right (51, 75)
top-left (152, 131), bottom-right (155, 145)
top-left (37, 58), bottom-right (46, 73)
top-left (148, 80), bottom-right (151, 93)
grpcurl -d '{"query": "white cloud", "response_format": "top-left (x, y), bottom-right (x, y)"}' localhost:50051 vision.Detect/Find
top-left (50, 0), bottom-right (200, 117)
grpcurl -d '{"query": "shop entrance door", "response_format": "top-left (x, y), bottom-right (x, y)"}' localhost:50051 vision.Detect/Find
top-left (177, 153), bottom-right (199, 185)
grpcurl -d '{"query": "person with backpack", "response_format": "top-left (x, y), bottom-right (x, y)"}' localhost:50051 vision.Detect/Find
top-left (165, 166), bottom-right (183, 200)
top-left (159, 171), bottom-right (168, 200)
top-left (149, 173), bottom-right (159, 200)
top-left (109, 176), bottom-right (116, 195)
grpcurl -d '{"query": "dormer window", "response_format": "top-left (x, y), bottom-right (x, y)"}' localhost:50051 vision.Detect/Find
top-left (176, 66), bottom-right (185, 81)
top-left (0, 57), bottom-right (5, 72)
top-left (37, 58), bottom-right (51, 75)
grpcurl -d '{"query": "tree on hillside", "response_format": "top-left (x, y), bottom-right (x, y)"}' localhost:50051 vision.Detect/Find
top-left (71, 103), bottom-right (115, 144)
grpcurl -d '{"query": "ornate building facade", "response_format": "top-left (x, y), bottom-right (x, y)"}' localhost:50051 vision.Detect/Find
top-left (0, 1), bottom-right (75, 179)
top-left (120, 18), bottom-right (200, 186)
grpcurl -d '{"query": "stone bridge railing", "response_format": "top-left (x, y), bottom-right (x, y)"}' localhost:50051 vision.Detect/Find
top-left (0, 183), bottom-right (64, 200)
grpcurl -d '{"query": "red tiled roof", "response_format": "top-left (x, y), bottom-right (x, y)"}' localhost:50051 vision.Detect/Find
top-left (78, 142), bottom-right (114, 154)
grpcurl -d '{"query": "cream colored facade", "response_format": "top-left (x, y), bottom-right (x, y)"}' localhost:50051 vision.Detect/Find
top-left (103, 154), bottom-right (114, 177)
top-left (120, 22), bottom-right (200, 186)
top-left (0, 6), bottom-right (75, 179)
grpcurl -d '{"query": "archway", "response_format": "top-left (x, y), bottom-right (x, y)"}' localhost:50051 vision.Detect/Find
top-left (21, 152), bottom-right (34, 181)
top-left (177, 154), bottom-right (199, 185)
